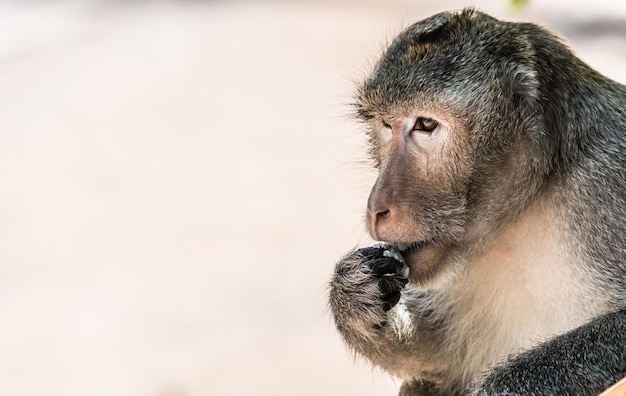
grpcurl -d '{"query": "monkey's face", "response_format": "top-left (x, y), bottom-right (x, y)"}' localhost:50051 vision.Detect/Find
top-left (355, 12), bottom-right (543, 284)
top-left (361, 104), bottom-right (472, 284)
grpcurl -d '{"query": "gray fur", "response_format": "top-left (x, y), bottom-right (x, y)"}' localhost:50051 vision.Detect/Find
top-left (329, 8), bottom-right (626, 395)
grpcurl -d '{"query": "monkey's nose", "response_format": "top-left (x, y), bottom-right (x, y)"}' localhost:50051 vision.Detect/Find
top-left (367, 204), bottom-right (396, 240)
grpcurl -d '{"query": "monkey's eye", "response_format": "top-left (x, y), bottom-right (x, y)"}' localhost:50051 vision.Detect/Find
top-left (413, 117), bottom-right (438, 133)
top-left (381, 120), bottom-right (392, 129)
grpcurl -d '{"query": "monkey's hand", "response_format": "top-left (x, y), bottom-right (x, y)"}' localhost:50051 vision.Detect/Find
top-left (329, 245), bottom-right (409, 354)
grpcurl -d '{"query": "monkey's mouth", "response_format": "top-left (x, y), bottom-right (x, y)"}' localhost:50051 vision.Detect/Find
top-left (390, 239), bottom-right (442, 279)
top-left (394, 239), bottom-right (437, 255)
top-left (376, 239), bottom-right (442, 278)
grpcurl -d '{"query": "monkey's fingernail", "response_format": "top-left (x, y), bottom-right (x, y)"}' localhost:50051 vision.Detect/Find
top-left (400, 265), bottom-right (409, 278)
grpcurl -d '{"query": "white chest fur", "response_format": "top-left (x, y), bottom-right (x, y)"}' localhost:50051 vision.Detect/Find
top-left (445, 202), bottom-right (611, 382)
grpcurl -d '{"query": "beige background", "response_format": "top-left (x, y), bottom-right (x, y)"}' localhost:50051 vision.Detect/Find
top-left (1, 1), bottom-right (625, 395)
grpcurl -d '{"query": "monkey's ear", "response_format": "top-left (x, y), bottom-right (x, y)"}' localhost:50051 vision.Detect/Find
top-left (405, 8), bottom-right (477, 44)
top-left (506, 61), bottom-right (550, 171)
top-left (507, 62), bottom-right (539, 107)
top-left (412, 11), bottom-right (457, 40)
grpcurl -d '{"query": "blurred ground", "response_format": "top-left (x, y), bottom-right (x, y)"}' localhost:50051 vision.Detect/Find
top-left (0, 1), bottom-right (625, 395)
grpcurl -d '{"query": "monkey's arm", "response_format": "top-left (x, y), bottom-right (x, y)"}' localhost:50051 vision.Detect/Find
top-left (329, 246), bottom-right (409, 355)
top-left (470, 309), bottom-right (626, 396)
top-left (329, 246), bottom-right (447, 392)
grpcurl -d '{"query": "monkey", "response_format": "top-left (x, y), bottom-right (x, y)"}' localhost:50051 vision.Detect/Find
top-left (328, 9), bottom-right (626, 395)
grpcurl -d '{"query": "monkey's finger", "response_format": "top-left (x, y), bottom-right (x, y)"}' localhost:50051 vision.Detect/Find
top-left (367, 257), bottom-right (404, 275)
top-left (397, 276), bottom-right (409, 286)
top-left (379, 276), bottom-right (407, 294)
top-left (382, 291), bottom-right (401, 312)
top-left (356, 246), bottom-right (386, 260)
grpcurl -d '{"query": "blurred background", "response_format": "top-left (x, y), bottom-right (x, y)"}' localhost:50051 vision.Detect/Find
top-left (0, 0), bottom-right (625, 395)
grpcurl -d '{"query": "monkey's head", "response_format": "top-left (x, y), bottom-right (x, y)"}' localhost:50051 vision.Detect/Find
top-left (356, 9), bottom-right (553, 284)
